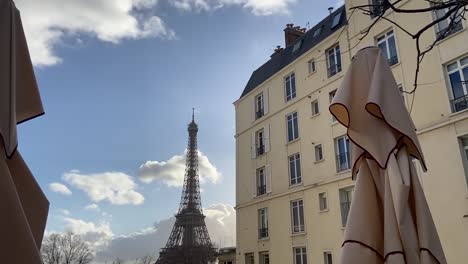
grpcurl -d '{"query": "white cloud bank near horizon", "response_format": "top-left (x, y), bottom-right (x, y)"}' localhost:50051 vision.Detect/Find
top-left (138, 151), bottom-right (221, 187)
top-left (170, 0), bottom-right (297, 15)
top-left (49, 204), bottom-right (235, 263)
top-left (15, 0), bottom-right (175, 66)
top-left (63, 171), bottom-right (145, 205)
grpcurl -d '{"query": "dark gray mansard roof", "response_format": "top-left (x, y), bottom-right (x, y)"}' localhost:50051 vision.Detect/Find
top-left (240, 5), bottom-right (347, 99)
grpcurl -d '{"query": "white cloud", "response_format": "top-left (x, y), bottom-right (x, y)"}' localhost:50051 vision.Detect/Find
top-left (59, 209), bottom-right (71, 216)
top-left (169, 0), bottom-right (296, 15)
top-left (63, 171), bottom-right (145, 205)
top-left (84, 203), bottom-right (100, 212)
top-left (15, 0), bottom-right (174, 66)
top-left (49, 182), bottom-right (72, 195)
top-left (95, 204), bottom-right (235, 263)
top-left (63, 218), bottom-right (114, 250)
top-left (138, 151), bottom-right (220, 187)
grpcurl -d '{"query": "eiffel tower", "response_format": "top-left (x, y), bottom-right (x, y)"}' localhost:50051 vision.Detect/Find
top-left (156, 110), bottom-right (217, 264)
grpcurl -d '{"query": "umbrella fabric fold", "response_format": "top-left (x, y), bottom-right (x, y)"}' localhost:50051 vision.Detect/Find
top-left (330, 47), bottom-right (446, 264)
top-left (0, 0), bottom-right (49, 263)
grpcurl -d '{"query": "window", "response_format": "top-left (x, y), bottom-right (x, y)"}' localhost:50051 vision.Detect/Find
top-left (311, 100), bottom-right (319, 116)
top-left (369, 0), bottom-right (389, 18)
top-left (308, 59), bottom-right (316, 74)
top-left (331, 11), bottom-right (342, 29)
top-left (287, 112), bottom-right (299, 142)
top-left (335, 136), bottom-right (351, 172)
top-left (433, 5), bottom-right (463, 40)
top-left (289, 153), bottom-right (302, 185)
top-left (398, 84), bottom-right (405, 104)
top-left (313, 26), bottom-right (323, 37)
top-left (324, 251), bottom-right (333, 264)
top-left (447, 56), bottom-right (468, 112)
top-left (339, 187), bottom-right (354, 226)
top-left (319, 192), bottom-right (328, 211)
top-left (260, 252), bottom-right (269, 264)
top-left (326, 45), bottom-right (342, 78)
top-left (294, 247), bottom-right (307, 264)
top-left (256, 167), bottom-right (267, 196)
top-left (291, 199), bottom-right (305, 233)
top-left (245, 253), bottom-right (254, 264)
top-left (258, 208), bottom-right (269, 239)
top-left (377, 30), bottom-right (398, 66)
top-left (330, 90), bottom-right (337, 122)
top-left (293, 40), bottom-right (303, 53)
top-left (315, 144), bottom-right (323, 162)
top-left (255, 93), bottom-right (264, 119)
top-left (256, 129), bottom-right (265, 156)
top-left (285, 72), bottom-right (296, 101)
top-left (459, 136), bottom-right (468, 188)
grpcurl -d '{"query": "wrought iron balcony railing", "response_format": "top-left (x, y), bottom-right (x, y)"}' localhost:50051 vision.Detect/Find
top-left (387, 55), bottom-right (398, 66)
top-left (258, 228), bottom-right (269, 239)
top-left (292, 225), bottom-right (305, 233)
top-left (327, 63), bottom-right (342, 78)
top-left (451, 93), bottom-right (468, 113)
top-left (256, 109), bottom-right (264, 119)
top-left (436, 23), bottom-right (463, 40)
top-left (256, 145), bottom-right (265, 156)
top-left (336, 152), bottom-right (351, 172)
top-left (257, 185), bottom-right (267, 196)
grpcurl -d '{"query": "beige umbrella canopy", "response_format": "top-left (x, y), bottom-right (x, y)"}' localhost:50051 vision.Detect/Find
top-left (0, 0), bottom-right (49, 263)
top-left (330, 47), bottom-right (446, 264)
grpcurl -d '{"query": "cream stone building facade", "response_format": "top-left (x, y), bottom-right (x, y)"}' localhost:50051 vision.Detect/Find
top-left (234, 1), bottom-right (468, 263)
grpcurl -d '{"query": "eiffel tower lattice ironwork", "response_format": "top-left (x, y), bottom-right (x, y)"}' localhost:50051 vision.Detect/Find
top-left (156, 110), bottom-right (217, 264)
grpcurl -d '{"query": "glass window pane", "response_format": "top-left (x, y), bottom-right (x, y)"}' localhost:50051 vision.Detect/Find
top-left (336, 47), bottom-right (341, 67)
top-left (288, 119), bottom-right (293, 141)
top-left (449, 72), bottom-right (464, 98)
top-left (388, 35), bottom-right (397, 61)
top-left (461, 57), bottom-right (468, 66)
top-left (303, 254), bottom-right (307, 264)
top-left (447, 62), bottom-right (458, 72)
top-left (293, 118), bottom-right (299, 139)
top-left (378, 42), bottom-right (388, 59)
top-left (296, 156), bottom-right (301, 178)
top-left (462, 67), bottom-right (468, 82)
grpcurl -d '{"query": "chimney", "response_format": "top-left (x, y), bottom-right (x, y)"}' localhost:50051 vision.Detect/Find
top-left (328, 7), bottom-right (334, 14)
top-left (283, 23), bottom-right (306, 47)
top-left (270, 45), bottom-right (284, 58)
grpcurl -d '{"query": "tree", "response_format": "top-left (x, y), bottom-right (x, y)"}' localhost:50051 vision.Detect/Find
top-left (350, 0), bottom-right (468, 93)
top-left (41, 232), bottom-right (93, 264)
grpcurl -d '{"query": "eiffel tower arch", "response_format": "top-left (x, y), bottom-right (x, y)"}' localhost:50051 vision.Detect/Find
top-left (156, 110), bottom-right (217, 264)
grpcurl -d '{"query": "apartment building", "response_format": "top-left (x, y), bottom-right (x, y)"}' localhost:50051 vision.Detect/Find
top-left (234, 1), bottom-right (468, 263)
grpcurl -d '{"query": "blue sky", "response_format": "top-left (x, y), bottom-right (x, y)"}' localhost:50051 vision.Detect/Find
top-left (15, 0), bottom-right (342, 261)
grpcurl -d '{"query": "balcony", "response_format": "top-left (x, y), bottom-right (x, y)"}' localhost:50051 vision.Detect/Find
top-left (436, 23), bottom-right (463, 40)
top-left (256, 108), bottom-right (264, 119)
top-left (336, 152), bottom-right (351, 172)
top-left (257, 185), bottom-right (266, 196)
top-left (256, 145), bottom-right (265, 156)
top-left (258, 228), bottom-right (269, 239)
top-left (327, 64), bottom-right (342, 78)
top-left (451, 93), bottom-right (468, 113)
top-left (387, 55), bottom-right (398, 66)
top-left (292, 225), bottom-right (305, 233)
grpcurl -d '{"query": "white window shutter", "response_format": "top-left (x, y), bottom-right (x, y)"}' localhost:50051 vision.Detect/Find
top-left (252, 97), bottom-right (256, 122)
top-left (264, 88), bottom-right (269, 115)
top-left (264, 124), bottom-right (270, 153)
top-left (251, 132), bottom-right (256, 159)
top-left (266, 164), bottom-right (272, 193)
top-left (253, 171), bottom-right (257, 198)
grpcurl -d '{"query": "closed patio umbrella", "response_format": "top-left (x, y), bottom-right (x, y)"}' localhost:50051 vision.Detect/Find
top-left (330, 47), bottom-right (446, 264)
top-left (0, 0), bottom-right (49, 263)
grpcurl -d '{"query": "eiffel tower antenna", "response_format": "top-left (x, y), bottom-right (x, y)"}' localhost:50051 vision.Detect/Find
top-left (156, 111), bottom-right (216, 264)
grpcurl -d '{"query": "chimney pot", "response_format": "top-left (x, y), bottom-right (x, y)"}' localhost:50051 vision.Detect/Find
top-left (328, 7), bottom-right (334, 14)
top-left (283, 23), bottom-right (306, 47)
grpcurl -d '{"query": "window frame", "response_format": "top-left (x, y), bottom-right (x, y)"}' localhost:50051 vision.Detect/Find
top-left (318, 192), bottom-right (328, 212)
top-left (289, 153), bottom-right (302, 186)
top-left (255, 92), bottom-right (265, 119)
top-left (376, 29), bottom-right (399, 66)
top-left (285, 72), bottom-right (297, 102)
top-left (339, 187), bottom-right (354, 227)
top-left (432, 4), bottom-right (464, 40)
top-left (314, 144), bottom-right (324, 162)
top-left (293, 247), bottom-right (307, 264)
top-left (258, 208), bottom-right (269, 239)
top-left (259, 252), bottom-right (270, 264)
top-left (329, 90), bottom-right (337, 122)
top-left (256, 128), bottom-right (265, 156)
top-left (256, 167), bottom-right (267, 196)
top-left (245, 253), bottom-right (255, 264)
top-left (286, 112), bottom-right (299, 142)
top-left (326, 44), bottom-right (342, 78)
top-left (323, 251), bottom-right (333, 264)
top-left (446, 56), bottom-right (468, 112)
top-left (335, 135), bottom-right (351, 172)
top-left (311, 99), bottom-right (320, 116)
top-left (459, 136), bottom-right (468, 189)
top-left (291, 199), bottom-right (305, 233)
top-left (308, 59), bottom-right (316, 75)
